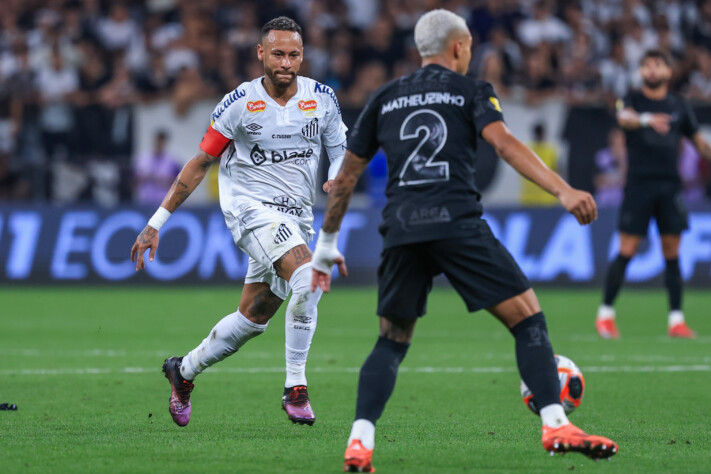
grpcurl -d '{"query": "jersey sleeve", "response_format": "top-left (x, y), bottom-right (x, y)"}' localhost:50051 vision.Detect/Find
top-left (680, 98), bottom-right (700, 138)
top-left (199, 89), bottom-right (243, 157)
top-left (321, 93), bottom-right (348, 147)
top-left (347, 90), bottom-right (381, 159)
top-left (472, 82), bottom-right (504, 137)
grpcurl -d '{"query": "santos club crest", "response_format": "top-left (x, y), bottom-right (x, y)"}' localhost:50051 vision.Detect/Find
top-left (302, 118), bottom-right (318, 138)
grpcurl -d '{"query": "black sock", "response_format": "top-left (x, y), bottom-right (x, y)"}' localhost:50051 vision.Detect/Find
top-left (664, 258), bottom-right (682, 311)
top-left (510, 313), bottom-right (560, 410)
top-left (603, 255), bottom-right (631, 306)
top-left (355, 336), bottom-right (410, 424)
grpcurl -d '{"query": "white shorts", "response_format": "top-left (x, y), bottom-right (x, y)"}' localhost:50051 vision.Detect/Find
top-left (225, 202), bottom-right (310, 300)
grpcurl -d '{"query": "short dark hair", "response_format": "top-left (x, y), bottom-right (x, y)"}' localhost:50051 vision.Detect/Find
top-left (640, 49), bottom-right (671, 67)
top-left (261, 16), bottom-right (302, 38)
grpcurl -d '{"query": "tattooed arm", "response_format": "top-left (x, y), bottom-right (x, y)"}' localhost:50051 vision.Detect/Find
top-left (311, 151), bottom-right (369, 292)
top-left (321, 151), bottom-right (370, 232)
top-left (160, 150), bottom-right (219, 211)
top-left (131, 150), bottom-right (220, 270)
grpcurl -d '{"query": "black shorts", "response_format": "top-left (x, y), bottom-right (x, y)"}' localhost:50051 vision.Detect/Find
top-left (377, 221), bottom-right (531, 319)
top-left (618, 180), bottom-right (688, 236)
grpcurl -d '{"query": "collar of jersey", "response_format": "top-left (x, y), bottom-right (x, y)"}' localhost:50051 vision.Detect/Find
top-left (256, 75), bottom-right (305, 108)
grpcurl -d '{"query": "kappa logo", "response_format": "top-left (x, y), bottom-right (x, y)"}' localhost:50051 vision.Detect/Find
top-left (302, 118), bottom-right (319, 138)
top-left (273, 223), bottom-right (293, 244)
top-left (298, 100), bottom-right (317, 111)
top-left (246, 100), bottom-right (266, 112)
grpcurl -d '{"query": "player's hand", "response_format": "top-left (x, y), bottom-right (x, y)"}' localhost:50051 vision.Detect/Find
top-left (311, 241), bottom-right (348, 293)
top-left (130, 225), bottom-right (159, 271)
top-left (323, 180), bottom-right (335, 193)
top-left (559, 188), bottom-right (597, 225)
top-left (649, 113), bottom-right (671, 134)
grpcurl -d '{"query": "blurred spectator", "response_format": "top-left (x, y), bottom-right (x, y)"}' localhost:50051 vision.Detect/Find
top-left (688, 48), bottom-right (711, 101)
top-left (134, 129), bottom-right (181, 206)
top-left (517, 1), bottom-right (572, 48)
top-left (599, 43), bottom-right (632, 100)
top-left (342, 62), bottom-right (387, 108)
top-left (0, 151), bottom-right (30, 200)
top-left (96, 4), bottom-right (139, 52)
top-left (679, 139), bottom-right (705, 204)
top-left (594, 128), bottom-right (627, 207)
top-left (523, 48), bottom-right (556, 105)
top-left (521, 122), bottom-right (558, 206)
top-left (37, 47), bottom-right (77, 164)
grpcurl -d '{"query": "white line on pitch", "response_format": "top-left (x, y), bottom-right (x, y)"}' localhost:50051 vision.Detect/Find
top-left (2, 365), bottom-right (709, 376)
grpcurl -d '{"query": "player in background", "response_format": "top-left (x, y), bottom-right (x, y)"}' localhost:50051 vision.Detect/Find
top-left (310, 9), bottom-right (618, 472)
top-left (595, 50), bottom-right (711, 339)
top-left (130, 17), bottom-right (347, 427)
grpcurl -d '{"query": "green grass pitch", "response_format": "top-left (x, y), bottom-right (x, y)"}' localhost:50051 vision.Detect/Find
top-left (1, 287), bottom-right (710, 473)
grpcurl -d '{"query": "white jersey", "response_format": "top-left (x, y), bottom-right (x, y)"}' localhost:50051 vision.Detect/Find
top-left (208, 76), bottom-right (347, 236)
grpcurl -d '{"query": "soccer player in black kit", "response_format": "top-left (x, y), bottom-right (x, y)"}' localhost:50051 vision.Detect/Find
top-left (310, 9), bottom-right (618, 472)
top-left (595, 50), bottom-right (711, 340)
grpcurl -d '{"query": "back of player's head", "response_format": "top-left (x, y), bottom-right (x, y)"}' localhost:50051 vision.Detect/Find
top-left (414, 9), bottom-right (469, 58)
top-left (640, 49), bottom-right (671, 67)
top-left (261, 16), bottom-right (302, 40)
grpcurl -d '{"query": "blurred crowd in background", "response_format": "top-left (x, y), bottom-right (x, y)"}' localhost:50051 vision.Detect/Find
top-left (1, 0), bottom-right (711, 205)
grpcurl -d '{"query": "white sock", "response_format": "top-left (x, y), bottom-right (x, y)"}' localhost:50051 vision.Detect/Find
top-left (596, 304), bottom-right (615, 320)
top-left (180, 310), bottom-right (267, 381)
top-left (348, 419), bottom-right (375, 450)
top-left (668, 310), bottom-right (685, 327)
top-left (540, 404), bottom-right (569, 429)
top-left (284, 263), bottom-right (322, 388)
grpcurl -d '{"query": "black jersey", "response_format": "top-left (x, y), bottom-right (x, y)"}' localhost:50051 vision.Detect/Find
top-left (348, 64), bottom-right (504, 249)
top-left (619, 91), bottom-right (699, 182)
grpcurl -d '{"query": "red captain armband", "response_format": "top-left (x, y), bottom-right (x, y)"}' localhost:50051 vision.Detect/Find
top-left (199, 126), bottom-right (232, 157)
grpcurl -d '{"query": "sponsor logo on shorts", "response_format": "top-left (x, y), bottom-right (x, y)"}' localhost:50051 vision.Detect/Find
top-left (298, 100), bottom-right (317, 111)
top-left (262, 195), bottom-right (304, 217)
top-left (245, 122), bottom-right (262, 135)
top-left (246, 100), bottom-right (266, 112)
top-left (302, 118), bottom-right (318, 138)
top-left (249, 144), bottom-right (314, 166)
top-left (396, 205), bottom-right (451, 231)
top-left (273, 223), bottom-right (293, 244)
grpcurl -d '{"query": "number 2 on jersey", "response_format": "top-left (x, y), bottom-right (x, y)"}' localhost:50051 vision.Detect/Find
top-left (398, 109), bottom-right (450, 186)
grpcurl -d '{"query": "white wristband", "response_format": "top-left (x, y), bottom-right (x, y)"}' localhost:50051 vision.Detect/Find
top-left (316, 230), bottom-right (339, 249)
top-left (147, 207), bottom-right (171, 231)
top-left (639, 113), bottom-right (652, 127)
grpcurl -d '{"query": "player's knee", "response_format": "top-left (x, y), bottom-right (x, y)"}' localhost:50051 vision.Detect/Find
top-left (243, 289), bottom-right (283, 324)
top-left (378, 316), bottom-right (416, 343)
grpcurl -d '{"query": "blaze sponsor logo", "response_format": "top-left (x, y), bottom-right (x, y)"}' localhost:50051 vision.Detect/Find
top-left (246, 100), bottom-right (266, 112)
top-left (302, 118), bottom-right (318, 138)
top-left (211, 88), bottom-right (246, 121)
top-left (272, 223), bottom-right (293, 244)
top-left (250, 144), bottom-right (267, 165)
top-left (262, 195), bottom-right (304, 217)
top-left (249, 144), bottom-right (315, 166)
top-left (298, 100), bottom-right (317, 111)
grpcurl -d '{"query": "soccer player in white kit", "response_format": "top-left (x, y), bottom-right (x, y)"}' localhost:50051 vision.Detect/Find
top-left (130, 17), bottom-right (347, 427)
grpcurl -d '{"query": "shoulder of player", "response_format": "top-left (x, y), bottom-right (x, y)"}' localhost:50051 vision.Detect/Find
top-left (463, 78), bottom-right (498, 98)
top-left (301, 76), bottom-right (341, 113)
top-left (211, 81), bottom-right (251, 122)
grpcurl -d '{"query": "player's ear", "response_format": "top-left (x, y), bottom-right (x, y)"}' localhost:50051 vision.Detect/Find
top-left (257, 43), bottom-right (264, 61)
